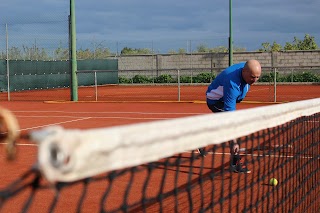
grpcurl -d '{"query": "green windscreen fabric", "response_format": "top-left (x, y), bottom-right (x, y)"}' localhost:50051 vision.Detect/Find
top-left (77, 59), bottom-right (118, 86)
top-left (0, 59), bottom-right (118, 91)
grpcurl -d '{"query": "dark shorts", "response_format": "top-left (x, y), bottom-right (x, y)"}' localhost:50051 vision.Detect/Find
top-left (207, 101), bottom-right (224, 113)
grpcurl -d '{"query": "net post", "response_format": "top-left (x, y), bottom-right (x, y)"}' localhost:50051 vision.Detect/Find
top-left (177, 69), bottom-right (180, 102)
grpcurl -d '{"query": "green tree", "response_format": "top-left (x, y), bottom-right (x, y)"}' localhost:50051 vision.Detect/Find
top-left (121, 47), bottom-right (133, 54)
top-left (195, 44), bottom-right (245, 53)
top-left (121, 47), bottom-right (152, 55)
top-left (284, 34), bottom-right (318, 50)
top-left (93, 47), bottom-right (112, 59)
top-left (8, 46), bottom-right (22, 59)
top-left (232, 46), bottom-right (247, 52)
top-left (168, 48), bottom-right (187, 54)
top-left (54, 47), bottom-right (69, 60)
top-left (259, 41), bottom-right (282, 52)
top-left (178, 48), bottom-right (187, 54)
top-left (271, 42), bottom-right (282, 52)
top-left (259, 42), bottom-right (271, 52)
top-left (210, 46), bottom-right (229, 53)
top-left (260, 34), bottom-right (318, 51)
top-left (197, 44), bottom-right (210, 53)
top-left (77, 48), bottom-right (93, 59)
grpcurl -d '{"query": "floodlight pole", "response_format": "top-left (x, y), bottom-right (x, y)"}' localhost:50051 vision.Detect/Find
top-left (70, 0), bottom-right (78, 101)
top-left (229, 0), bottom-right (233, 66)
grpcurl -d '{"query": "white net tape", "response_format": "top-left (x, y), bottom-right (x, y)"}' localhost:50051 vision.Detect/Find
top-left (30, 98), bottom-right (320, 183)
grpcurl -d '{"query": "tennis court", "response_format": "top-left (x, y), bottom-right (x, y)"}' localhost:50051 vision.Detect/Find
top-left (1, 84), bottom-right (319, 102)
top-left (0, 101), bottom-right (213, 213)
top-left (0, 97), bottom-right (319, 212)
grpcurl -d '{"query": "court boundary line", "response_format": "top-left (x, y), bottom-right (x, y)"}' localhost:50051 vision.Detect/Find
top-left (209, 151), bottom-right (318, 159)
top-left (12, 110), bottom-right (206, 115)
top-left (44, 100), bottom-right (285, 104)
top-left (0, 143), bottom-right (37, 146)
top-left (1, 144), bottom-right (316, 160)
top-left (16, 115), bottom-right (175, 120)
top-left (185, 150), bottom-right (319, 160)
top-left (19, 117), bottom-right (93, 131)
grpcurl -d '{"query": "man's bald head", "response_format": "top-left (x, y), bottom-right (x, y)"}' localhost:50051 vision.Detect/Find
top-left (242, 60), bottom-right (262, 85)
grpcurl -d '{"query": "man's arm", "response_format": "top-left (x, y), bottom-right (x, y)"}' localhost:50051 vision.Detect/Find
top-left (223, 80), bottom-right (240, 111)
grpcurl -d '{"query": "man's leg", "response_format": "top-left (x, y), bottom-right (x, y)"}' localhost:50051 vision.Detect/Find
top-left (198, 102), bottom-right (225, 157)
top-left (207, 101), bottom-right (251, 173)
top-left (207, 101), bottom-right (224, 113)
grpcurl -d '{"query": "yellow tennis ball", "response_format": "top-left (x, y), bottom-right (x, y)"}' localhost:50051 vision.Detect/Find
top-left (270, 178), bottom-right (278, 186)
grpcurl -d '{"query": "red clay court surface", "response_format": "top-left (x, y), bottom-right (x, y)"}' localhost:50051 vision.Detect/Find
top-left (0, 84), bottom-right (319, 212)
top-left (0, 84), bottom-right (319, 102)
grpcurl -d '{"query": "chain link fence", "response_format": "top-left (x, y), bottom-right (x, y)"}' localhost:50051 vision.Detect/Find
top-left (0, 1), bottom-right (319, 102)
top-left (0, 0), bottom-right (70, 100)
top-left (74, 65), bottom-right (319, 102)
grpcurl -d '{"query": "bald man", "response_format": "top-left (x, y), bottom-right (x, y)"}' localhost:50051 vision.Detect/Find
top-left (203, 60), bottom-right (262, 173)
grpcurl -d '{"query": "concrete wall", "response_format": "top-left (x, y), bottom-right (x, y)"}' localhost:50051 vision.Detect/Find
top-left (117, 50), bottom-right (320, 72)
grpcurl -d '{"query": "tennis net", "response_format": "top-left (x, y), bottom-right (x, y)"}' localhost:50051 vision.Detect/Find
top-left (0, 98), bottom-right (319, 212)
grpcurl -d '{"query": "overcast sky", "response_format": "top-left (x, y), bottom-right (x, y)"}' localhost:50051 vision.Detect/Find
top-left (1, 0), bottom-right (319, 53)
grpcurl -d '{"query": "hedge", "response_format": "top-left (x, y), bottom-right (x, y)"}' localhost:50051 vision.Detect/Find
top-left (119, 71), bottom-right (319, 84)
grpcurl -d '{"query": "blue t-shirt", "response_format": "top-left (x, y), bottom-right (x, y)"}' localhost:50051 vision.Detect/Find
top-left (206, 62), bottom-right (250, 111)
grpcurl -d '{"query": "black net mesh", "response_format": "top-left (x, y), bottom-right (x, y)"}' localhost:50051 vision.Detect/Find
top-left (0, 113), bottom-right (319, 212)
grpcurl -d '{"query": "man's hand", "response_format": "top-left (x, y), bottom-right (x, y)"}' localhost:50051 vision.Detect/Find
top-left (230, 139), bottom-right (239, 155)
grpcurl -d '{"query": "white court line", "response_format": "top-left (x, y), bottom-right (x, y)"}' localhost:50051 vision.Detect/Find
top-left (12, 111), bottom-right (66, 113)
top-left (63, 111), bottom-right (205, 115)
top-left (212, 152), bottom-right (318, 159)
top-left (0, 145), bottom-right (318, 159)
top-left (12, 110), bottom-right (205, 115)
top-left (250, 87), bottom-right (273, 92)
top-left (0, 143), bottom-right (37, 146)
top-left (82, 116), bottom-right (169, 120)
top-left (19, 117), bottom-right (92, 131)
top-left (17, 115), bottom-right (91, 118)
top-left (16, 115), bottom-right (170, 120)
top-left (0, 112), bottom-right (182, 148)
top-left (66, 112), bottom-right (206, 115)
top-left (0, 117), bottom-right (93, 146)
top-left (183, 151), bottom-right (319, 160)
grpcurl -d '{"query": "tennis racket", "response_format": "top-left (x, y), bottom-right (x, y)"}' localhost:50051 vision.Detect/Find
top-left (0, 107), bottom-right (20, 160)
